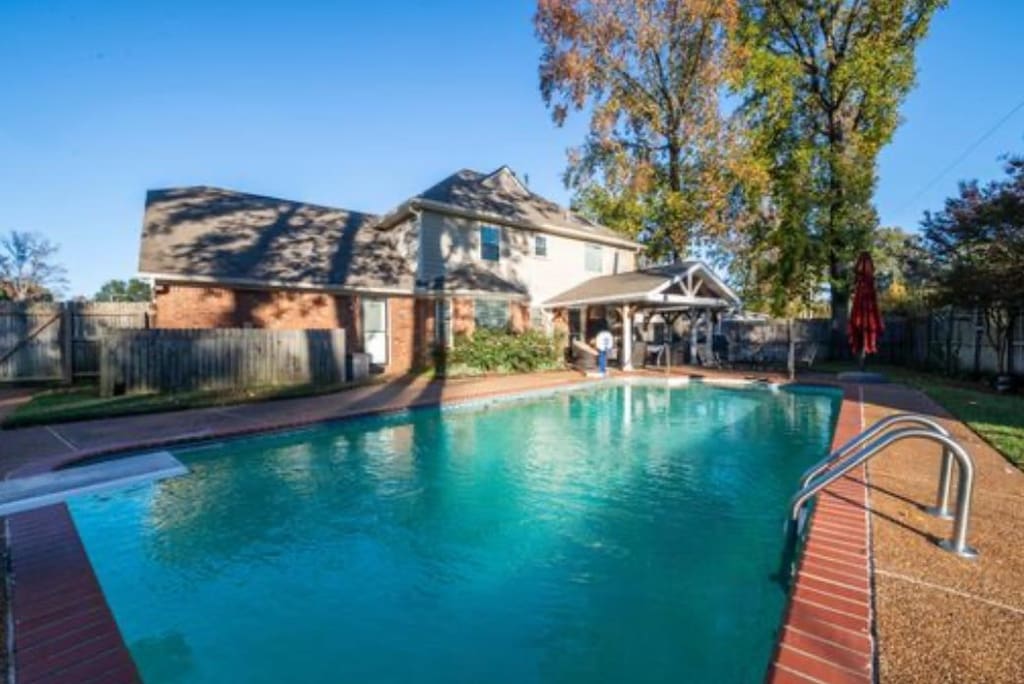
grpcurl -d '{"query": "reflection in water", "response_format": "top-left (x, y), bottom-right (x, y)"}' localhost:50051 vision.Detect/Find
top-left (70, 383), bottom-right (840, 684)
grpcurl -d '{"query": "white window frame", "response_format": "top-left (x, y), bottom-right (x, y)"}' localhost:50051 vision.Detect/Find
top-left (585, 243), bottom-right (603, 273)
top-left (534, 234), bottom-right (548, 258)
top-left (480, 225), bottom-right (501, 262)
top-left (474, 298), bottom-right (510, 331)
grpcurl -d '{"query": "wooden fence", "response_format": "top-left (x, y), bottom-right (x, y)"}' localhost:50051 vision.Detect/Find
top-left (904, 308), bottom-right (1024, 376)
top-left (720, 310), bottom-right (1022, 376)
top-left (100, 328), bottom-right (348, 396)
top-left (719, 318), bottom-right (832, 365)
top-left (0, 302), bottom-right (151, 383)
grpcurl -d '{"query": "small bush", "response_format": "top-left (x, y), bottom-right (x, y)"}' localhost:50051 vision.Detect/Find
top-left (444, 328), bottom-right (565, 374)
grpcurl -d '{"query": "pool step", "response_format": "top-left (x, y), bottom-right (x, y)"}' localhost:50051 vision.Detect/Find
top-left (0, 451), bottom-right (187, 516)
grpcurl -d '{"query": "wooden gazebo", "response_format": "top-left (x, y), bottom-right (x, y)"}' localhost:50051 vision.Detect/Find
top-left (543, 261), bottom-right (741, 370)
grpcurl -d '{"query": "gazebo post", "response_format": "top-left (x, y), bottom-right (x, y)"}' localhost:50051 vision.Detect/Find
top-left (705, 308), bottom-right (714, 365)
top-left (621, 303), bottom-right (634, 371)
top-left (689, 310), bottom-right (699, 365)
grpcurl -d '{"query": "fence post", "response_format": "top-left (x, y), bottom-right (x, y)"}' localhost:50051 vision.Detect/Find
top-left (60, 303), bottom-right (73, 384)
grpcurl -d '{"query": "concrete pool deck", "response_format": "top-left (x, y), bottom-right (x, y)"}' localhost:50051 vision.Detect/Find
top-left (1, 369), bottom-right (1022, 682)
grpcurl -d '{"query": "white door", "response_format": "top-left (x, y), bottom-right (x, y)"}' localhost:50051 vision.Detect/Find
top-left (362, 297), bottom-right (388, 366)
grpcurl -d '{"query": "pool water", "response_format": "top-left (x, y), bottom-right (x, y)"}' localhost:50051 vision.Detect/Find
top-left (68, 382), bottom-right (840, 683)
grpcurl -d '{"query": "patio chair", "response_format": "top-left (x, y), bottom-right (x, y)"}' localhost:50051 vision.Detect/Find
top-left (799, 342), bottom-right (818, 369)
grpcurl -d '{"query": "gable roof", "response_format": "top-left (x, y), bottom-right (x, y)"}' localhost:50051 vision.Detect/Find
top-left (138, 187), bottom-right (416, 293)
top-left (544, 261), bottom-right (741, 309)
top-left (376, 166), bottom-right (637, 249)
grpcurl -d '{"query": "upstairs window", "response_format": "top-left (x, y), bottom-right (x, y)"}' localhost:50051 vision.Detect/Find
top-left (534, 235), bottom-right (548, 257)
top-left (474, 299), bottom-right (510, 331)
top-left (480, 225), bottom-right (501, 262)
top-left (585, 244), bottom-right (603, 273)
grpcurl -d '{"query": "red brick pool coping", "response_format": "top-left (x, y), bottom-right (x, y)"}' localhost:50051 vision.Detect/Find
top-left (768, 387), bottom-right (875, 684)
top-left (4, 375), bottom-right (875, 683)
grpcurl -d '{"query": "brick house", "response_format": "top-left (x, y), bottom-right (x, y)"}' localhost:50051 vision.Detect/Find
top-left (138, 166), bottom-right (640, 375)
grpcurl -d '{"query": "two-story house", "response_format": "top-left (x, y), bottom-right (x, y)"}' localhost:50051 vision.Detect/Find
top-left (137, 166), bottom-right (641, 374)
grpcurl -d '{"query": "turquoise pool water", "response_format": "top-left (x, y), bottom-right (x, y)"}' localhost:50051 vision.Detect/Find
top-left (68, 382), bottom-right (840, 683)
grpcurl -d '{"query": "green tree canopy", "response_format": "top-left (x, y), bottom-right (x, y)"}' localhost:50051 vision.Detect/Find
top-left (921, 157), bottom-right (1024, 373)
top-left (735, 0), bottom-right (947, 329)
top-left (94, 278), bottom-right (153, 303)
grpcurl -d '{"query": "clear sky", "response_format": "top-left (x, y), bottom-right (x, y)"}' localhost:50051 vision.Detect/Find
top-left (2, 0), bottom-right (1022, 298)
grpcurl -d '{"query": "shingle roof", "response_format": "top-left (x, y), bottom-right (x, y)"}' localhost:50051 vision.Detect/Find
top-left (544, 263), bottom-right (698, 306)
top-left (138, 187), bottom-right (417, 292)
top-left (415, 167), bottom-right (629, 242)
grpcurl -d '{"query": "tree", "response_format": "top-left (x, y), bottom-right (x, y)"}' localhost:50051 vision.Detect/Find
top-left (94, 278), bottom-right (152, 303)
top-left (871, 226), bottom-right (931, 313)
top-left (535, 0), bottom-right (741, 260)
top-left (736, 0), bottom-right (946, 342)
top-left (0, 230), bottom-right (68, 302)
top-left (922, 157), bottom-right (1024, 376)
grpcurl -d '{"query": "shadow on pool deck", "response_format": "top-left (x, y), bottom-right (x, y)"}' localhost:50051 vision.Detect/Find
top-left (857, 382), bottom-right (1024, 683)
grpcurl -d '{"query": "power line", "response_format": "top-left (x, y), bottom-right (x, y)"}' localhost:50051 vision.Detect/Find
top-left (896, 95), bottom-right (1024, 214)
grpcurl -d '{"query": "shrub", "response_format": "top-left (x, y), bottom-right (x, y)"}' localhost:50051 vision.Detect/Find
top-left (444, 328), bottom-right (564, 374)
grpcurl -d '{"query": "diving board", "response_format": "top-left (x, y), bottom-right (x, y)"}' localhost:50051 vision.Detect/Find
top-left (0, 451), bottom-right (188, 516)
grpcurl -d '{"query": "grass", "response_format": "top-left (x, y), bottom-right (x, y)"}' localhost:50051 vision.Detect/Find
top-left (2, 378), bottom-right (385, 430)
top-left (814, 361), bottom-right (1024, 470)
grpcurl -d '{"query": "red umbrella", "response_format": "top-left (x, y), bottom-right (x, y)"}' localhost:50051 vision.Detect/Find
top-left (848, 252), bottom-right (884, 366)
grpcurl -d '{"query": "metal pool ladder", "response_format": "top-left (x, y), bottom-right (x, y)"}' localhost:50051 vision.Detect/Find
top-left (790, 413), bottom-right (979, 559)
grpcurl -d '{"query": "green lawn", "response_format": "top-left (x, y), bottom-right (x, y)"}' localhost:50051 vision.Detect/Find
top-left (814, 362), bottom-right (1024, 470)
top-left (2, 378), bottom-right (383, 430)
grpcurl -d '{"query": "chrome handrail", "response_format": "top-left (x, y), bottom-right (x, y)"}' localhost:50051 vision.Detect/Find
top-left (790, 427), bottom-right (978, 559)
top-left (799, 413), bottom-right (955, 519)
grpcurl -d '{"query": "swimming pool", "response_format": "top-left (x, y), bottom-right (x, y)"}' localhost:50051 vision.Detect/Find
top-left (68, 381), bottom-right (841, 683)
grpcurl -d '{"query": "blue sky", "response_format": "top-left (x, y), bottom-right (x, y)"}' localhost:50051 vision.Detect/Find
top-left (1, 0), bottom-right (1022, 297)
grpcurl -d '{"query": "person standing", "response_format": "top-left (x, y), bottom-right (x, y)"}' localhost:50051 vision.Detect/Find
top-left (595, 327), bottom-right (614, 376)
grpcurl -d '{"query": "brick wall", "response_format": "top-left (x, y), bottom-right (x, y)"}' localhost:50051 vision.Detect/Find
top-left (452, 298), bottom-right (475, 337)
top-left (154, 284), bottom-right (356, 331)
top-left (155, 284), bottom-right (536, 376)
top-left (511, 302), bottom-right (530, 333)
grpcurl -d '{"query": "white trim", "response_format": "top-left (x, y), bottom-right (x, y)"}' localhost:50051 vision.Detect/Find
top-left (485, 165), bottom-right (530, 194)
top-left (143, 272), bottom-right (413, 297)
top-left (543, 292), bottom-right (731, 309)
top-left (412, 288), bottom-right (529, 301)
top-left (684, 261), bottom-right (741, 306)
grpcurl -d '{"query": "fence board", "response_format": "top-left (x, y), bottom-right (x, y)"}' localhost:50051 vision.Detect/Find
top-left (0, 302), bottom-right (152, 383)
top-left (721, 308), bottom-right (1022, 377)
top-left (0, 303), bottom-right (63, 381)
top-left (100, 328), bottom-right (347, 396)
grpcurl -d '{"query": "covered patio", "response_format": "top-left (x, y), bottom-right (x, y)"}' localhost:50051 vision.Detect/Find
top-left (543, 261), bottom-right (741, 371)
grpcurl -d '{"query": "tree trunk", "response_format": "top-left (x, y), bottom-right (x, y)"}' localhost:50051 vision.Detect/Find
top-left (829, 255), bottom-right (850, 361)
top-left (972, 307), bottom-right (983, 378)
top-left (1008, 310), bottom-right (1018, 376)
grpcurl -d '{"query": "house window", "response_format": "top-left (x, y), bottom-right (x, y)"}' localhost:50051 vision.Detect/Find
top-left (480, 225), bottom-right (501, 262)
top-left (534, 235), bottom-right (547, 257)
top-left (474, 299), bottom-right (510, 331)
top-left (585, 244), bottom-right (603, 273)
top-left (530, 307), bottom-right (546, 331)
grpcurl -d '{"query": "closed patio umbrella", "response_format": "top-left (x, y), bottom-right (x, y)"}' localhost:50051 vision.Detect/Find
top-left (848, 251), bottom-right (884, 369)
